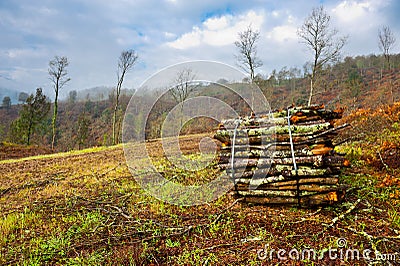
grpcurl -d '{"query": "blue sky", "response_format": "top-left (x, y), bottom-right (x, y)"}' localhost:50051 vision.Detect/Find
top-left (0, 0), bottom-right (399, 98)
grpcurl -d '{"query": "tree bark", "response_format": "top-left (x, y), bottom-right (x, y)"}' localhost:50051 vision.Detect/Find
top-left (235, 177), bottom-right (339, 187)
top-left (112, 70), bottom-right (124, 145)
top-left (215, 122), bottom-right (332, 139)
top-left (218, 155), bottom-right (348, 169)
top-left (225, 165), bottom-right (340, 179)
top-left (51, 82), bottom-right (59, 150)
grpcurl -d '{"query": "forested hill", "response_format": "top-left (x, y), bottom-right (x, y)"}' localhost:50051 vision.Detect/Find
top-left (1, 53), bottom-right (399, 151)
top-left (257, 53), bottom-right (400, 110)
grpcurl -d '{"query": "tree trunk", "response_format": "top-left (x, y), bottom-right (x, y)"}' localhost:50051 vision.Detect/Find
top-left (308, 78), bottom-right (314, 106)
top-left (112, 97), bottom-right (119, 145)
top-left (27, 119), bottom-right (33, 145)
top-left (236, 183), bottom-right (339, 193)
top-left (218, 155), bottom-right (348, 169)
top-left (225, 166), bottom-right (339, 179)
top-left (51, 85), bottom-right (59, 150)
top-left (235, 177), bottom-right (339, 187)
top-left (216, 122), bottom-right (332, 137)
top-left (112, 72), bottom-right (124, 145)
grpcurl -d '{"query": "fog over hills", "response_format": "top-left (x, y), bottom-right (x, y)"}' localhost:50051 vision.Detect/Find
top-left (0, 86), bottom-right (137, 105)
top-left (71, 86), bottom-right (135, 102)
top-left (0, 88), bottom-right (25, 105)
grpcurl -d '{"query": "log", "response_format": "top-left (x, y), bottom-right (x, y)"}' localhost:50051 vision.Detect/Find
top-left (219, 156), bottom-right (322, 169)
top-left (236, 183), bottom-right (339, 192)
top-left (323, 156), bottom-right (351, 167)
top-left (225, 166), bottom-right (341, 178)
top-left (235, 175), bottom-right (286, 184)
top-left (214, 124), bottom-right (349, 146)
top-left (235, 177), bottom-right (339, 187)
top-left (269, 106), bottom-right (343, 120)
top-left (216, 134), bottom-right (336, 146)
top-left (220, 116), bottom-right (331, 128)
top-left (237, 189), bottom-right (297, 197)
top-left (215, 122), bottom-right (332, 138)
top-left (216, 135), bottom-right (334, 146)
top-left (218, 156), bottom-right (348, 169)
top-left (218, 147), bottom-right (317, 159)
top-left (238, 189), bottom-right (329, 197)
top-left (220, 105), bottom-right (343, 127)
top-left (220, 142), bottom-right (334, 155)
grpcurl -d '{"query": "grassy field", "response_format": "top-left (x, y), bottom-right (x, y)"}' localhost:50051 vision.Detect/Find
top-left (0, 133), bottom-right (399, 265)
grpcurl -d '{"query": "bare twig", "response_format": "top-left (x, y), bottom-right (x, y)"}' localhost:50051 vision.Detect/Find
top-left (105, 204), bottom-right (133, 219)
top-left (151, 253), bottom-right (160, 266)
top-left (325, 198), bottom-right (362, 227)
top-left (211, 198), bottom-right (244, 225)
top-left (377, 150), bottom-right (390, 171)
top-left (363, 199), bottom-right (384, 213)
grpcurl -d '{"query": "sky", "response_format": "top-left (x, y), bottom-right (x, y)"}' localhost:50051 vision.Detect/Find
top-left (0, 0), bottom-right (399, 98)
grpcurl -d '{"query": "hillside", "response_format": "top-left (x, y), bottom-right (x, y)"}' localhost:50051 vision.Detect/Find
top-left (0, 53), bottom-right (399, 154)
top-left (258, 54), bottom-right (400, 111)
top-left (0, 124), bottom-right (399, 264)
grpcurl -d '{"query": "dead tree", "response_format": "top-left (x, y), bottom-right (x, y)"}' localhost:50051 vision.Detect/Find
top-left (297, 6), bottom-right (347, 106)
top-left (112, 49), bottom-right (138, 145)
top-left (169, 68), bottom-right (197, 128)
top-left (234, 25), bottom-right (263, 83)
top-left (378, 25), bottom-right (396, 69)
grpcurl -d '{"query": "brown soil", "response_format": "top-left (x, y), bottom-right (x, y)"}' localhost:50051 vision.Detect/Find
top-left (0, 142), bottom-right (52, 161)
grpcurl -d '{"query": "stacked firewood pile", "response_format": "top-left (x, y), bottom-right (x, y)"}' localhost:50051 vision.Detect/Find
top-left (214, 105), bottom-right (350, 206)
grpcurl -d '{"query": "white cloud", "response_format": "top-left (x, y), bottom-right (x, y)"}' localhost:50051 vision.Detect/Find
top-left (0, 0), bottom-right (398, 93)
top-left (267, 25), bottom-right (298, 43)
top-left (331, 0), bottom-right (390, 27)
top-left (167, 10), bottom-right (264, 49)
top-left (329, 0), bottom-right (393, 55)
top-left (203, 16), bottom-right (230, 31)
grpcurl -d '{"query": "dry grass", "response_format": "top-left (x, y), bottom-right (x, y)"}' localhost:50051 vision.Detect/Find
top-left (0, 133), bottom-right (399, 265)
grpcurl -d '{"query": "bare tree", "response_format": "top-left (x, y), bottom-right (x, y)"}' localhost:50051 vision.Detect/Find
top-left (170, 68), bottom-right (196, 106)
top-left (112, 49), bottom-right (138, 145)
top-left (169, 68), bottom-right (197, 127)
top-left (235, 25), bottom-right (263, 83)
top-left (49, 56), bottom-right (70, 149)
top-left (297, 6), bottom-right (347, 106)
top-left (378, 25), bottom-right (396, 69)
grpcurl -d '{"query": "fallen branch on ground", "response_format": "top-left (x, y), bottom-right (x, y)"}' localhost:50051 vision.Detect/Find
top-left (325, 198), bottom-right (362, 227)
